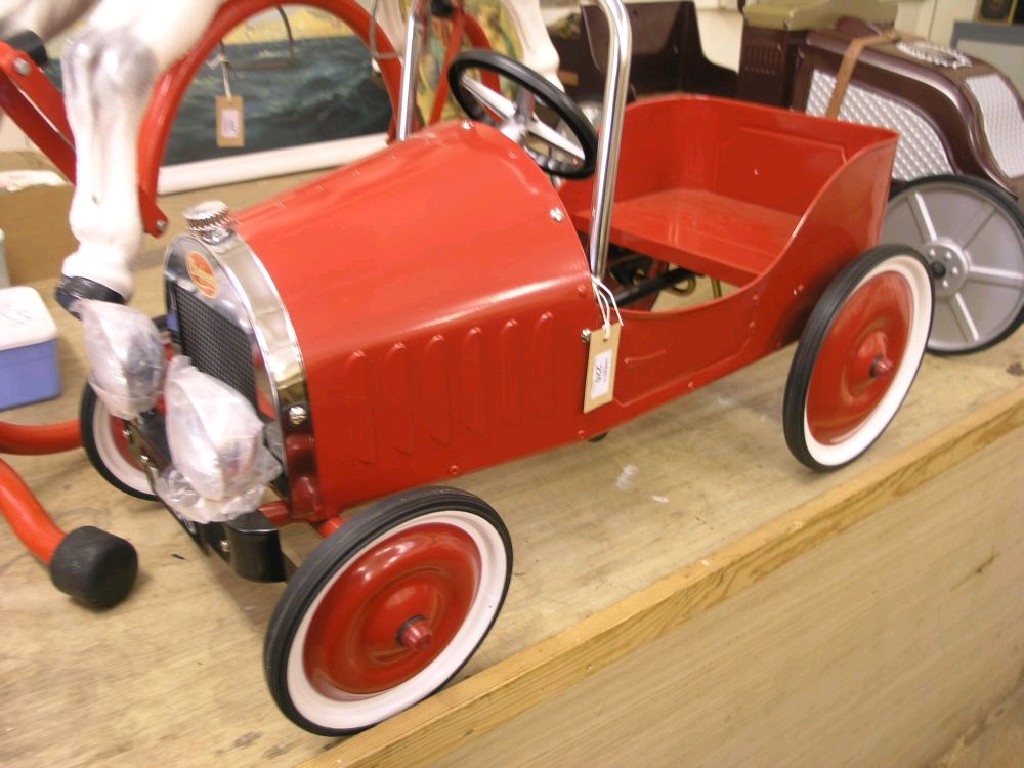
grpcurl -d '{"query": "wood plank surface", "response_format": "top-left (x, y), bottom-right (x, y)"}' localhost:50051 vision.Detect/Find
top-left (1, 179), bottom-right (1022, 767)
top-left (428, 417), bottom-right (1024, 768)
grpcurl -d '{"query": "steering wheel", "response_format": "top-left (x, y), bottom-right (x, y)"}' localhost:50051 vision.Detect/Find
top-left (448, 49), bottom-right (599, 179)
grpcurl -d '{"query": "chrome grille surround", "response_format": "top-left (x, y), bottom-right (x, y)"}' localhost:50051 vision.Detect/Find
top-left (163, 232), bottom-right (308, 487)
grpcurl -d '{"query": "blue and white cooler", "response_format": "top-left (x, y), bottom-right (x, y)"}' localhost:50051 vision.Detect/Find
top-left (0, 286), bottom-right (60, 410)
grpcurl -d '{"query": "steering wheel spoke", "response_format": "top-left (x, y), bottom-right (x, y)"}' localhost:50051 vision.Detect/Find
top-left (459, 76), bottom-right (516, 124)
top-left (526, 117), bottom-right (586, 163)
top-left (449, 49), bottom-right (598, 179)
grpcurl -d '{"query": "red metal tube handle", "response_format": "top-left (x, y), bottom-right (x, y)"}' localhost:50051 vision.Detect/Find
top-left (0, 420), bottom-right (82, 455)
top-left (0, 458), bottom-right (65, 563)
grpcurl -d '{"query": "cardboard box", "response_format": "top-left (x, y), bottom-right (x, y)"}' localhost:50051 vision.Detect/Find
top-left (0, 285), bottom-right (60, 410)
top-left (0, 151), bottom-right (76, 286)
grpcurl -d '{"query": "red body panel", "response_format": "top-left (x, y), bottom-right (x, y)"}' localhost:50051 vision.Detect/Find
top-left (231, 97), bottom-right (897, 517)
top-left (234, 121), bottom-right (600, 513)
top-left (561, 95), bottom-right (898, 421)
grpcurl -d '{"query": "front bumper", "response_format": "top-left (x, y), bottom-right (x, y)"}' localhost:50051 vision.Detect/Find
top-left (130, 411), bottom-right (290, 583)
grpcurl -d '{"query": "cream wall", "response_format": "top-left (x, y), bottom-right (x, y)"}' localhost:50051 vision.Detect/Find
top-left (895, 0), bottom-right (977, 43)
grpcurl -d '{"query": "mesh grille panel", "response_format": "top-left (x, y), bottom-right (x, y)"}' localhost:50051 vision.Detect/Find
top-left (967, 74), bottom-right (1024, 179)
top-left (807, 70), bottom-right (954, 181)
top-left (173, 287), bottom-right (258, 408)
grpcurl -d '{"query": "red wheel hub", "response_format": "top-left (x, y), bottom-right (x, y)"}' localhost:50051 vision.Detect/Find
top-left (806, 272), bottom-right (912, 444)
top-left (304, 522), bottom-right (481, 696)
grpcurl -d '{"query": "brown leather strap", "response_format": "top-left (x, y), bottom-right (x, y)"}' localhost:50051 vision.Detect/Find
top-left (825, 30), bottom-right (900, 119)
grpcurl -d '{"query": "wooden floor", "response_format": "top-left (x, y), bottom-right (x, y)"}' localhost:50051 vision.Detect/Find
top-left (1, 175), bottom-right (1023, 767)
top-left (934, 685), bottom-right (1024, 768)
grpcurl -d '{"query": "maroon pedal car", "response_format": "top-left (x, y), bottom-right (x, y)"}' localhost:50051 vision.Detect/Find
top-left (551, 0), bottom-right (1024, 354)
top-left (27, 0), bottom-right (932, 735)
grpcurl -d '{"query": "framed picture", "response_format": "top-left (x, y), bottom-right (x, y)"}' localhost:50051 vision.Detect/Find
top-left (975, 0), bottom-right (1020, 24)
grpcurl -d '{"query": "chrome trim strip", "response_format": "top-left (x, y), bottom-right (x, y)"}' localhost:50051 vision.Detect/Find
top-left (396, 0), bottom-right (431, 141)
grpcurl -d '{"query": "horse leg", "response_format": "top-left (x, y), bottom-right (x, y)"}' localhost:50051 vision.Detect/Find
top-left (55, 0), bottom-right (221, 312)
top-left (56, 27), bottom-right (153, 308)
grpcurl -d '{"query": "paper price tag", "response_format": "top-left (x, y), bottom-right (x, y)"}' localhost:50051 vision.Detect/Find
top-left (216, 95), bottom-right (246, 147)
top-left (583, 323), bottom-right (621, 413)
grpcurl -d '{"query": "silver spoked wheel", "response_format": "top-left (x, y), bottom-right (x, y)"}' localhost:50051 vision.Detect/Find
top-left (882, 175), bottom-right (1024, 354)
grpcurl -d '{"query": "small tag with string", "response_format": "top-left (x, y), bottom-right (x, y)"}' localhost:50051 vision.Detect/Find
top-left (213, 54), bottom-right (245, 147)
top-left (583, 276), bottom-right (624, 413)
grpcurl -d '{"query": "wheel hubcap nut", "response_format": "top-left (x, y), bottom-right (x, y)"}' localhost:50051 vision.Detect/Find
top-left (398, 616), bottom-right (434, 651)
top-left (870, 355), bottom-right (894, 378)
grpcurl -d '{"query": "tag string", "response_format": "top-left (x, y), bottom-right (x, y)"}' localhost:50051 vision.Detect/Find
top-left (591, 275), bottom-right (624, 340)
top-left (208, 53), bottom-right (232, 98)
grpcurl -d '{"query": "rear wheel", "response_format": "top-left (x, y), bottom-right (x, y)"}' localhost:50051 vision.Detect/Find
top-left (783, 245), bottom-right (933, 471)
top-left (882, 175), bottom-right (1024, 354)
top-left (264, 486), bottom-right (512, 734)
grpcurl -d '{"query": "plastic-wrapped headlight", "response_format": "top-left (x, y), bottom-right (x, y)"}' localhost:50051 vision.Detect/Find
top-left (79, 300), bottom-right (165, 419)
top-left (156, 357), bottom-right (280, 523)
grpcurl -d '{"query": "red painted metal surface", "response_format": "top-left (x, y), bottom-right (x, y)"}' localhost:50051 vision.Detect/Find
top-left (235, 120), bottom-right (599, 515)
top-left (0, 420), bottom-right (81, 455)
top-left (0, 42), bottom-right (75, 182)
top-left (558, 94), bottom-right (899, 419)
top-left (303, 521), bottom-right (479, 694)
top-left (0, 421), bottom-right (80, 565)
top-left (0, 458), bottom-right (65, 563)
top-left (806, 271), bottom-right (910, 444)
top-left (226, 96), bottom-right (898, 519)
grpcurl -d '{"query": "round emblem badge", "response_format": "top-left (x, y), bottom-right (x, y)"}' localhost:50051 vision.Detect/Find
top-left (186, 251), bottom-right (218, 298)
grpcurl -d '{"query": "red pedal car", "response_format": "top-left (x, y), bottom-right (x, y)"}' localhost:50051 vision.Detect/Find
top-left (10, 0), bottom-right (933, 735)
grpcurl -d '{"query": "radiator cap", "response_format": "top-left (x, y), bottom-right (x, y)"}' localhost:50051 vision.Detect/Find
top-left (183, 200), bottom-right (232, 242)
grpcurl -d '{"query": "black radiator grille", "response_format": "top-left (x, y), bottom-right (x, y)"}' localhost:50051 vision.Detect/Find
top-left (173, 287), bottom-right (258, 408)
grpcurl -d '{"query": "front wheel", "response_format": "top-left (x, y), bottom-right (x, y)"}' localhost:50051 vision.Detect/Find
top-left (80, 383), bottom-right (156, 501)
top-left (264, 486), bottom-right (513, 734)
top-left (783, 245), bottom-right (933, 471)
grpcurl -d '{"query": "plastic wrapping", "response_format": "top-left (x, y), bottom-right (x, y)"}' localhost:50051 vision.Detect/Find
top-left (79, 300), bottom-right (165, 419)
top-left (156, 357), bottom-right (280, 523)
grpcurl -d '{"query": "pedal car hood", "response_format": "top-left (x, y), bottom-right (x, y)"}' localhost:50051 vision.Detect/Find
top-left (232, 120), bottom-right (594, 356)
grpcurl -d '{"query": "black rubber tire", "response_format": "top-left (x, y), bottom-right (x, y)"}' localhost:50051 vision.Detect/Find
top-left (264, 486), bottom-right (513, 735)
top-left (783, 245), bottom-right (933, 471)
top-left (79, 384), bottom-right (157, 501)
top-left (448, 48), bottom-right (599, 179)
top-left (78, 314), bottom-right (166, 501)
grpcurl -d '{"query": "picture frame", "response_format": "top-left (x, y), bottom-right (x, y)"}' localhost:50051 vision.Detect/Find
top-left (975, 0), bottom-right (1020, 24)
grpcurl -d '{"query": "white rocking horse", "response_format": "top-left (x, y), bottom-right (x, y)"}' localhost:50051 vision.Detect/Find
top-left (0, 0), bottom-right (559, 312)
